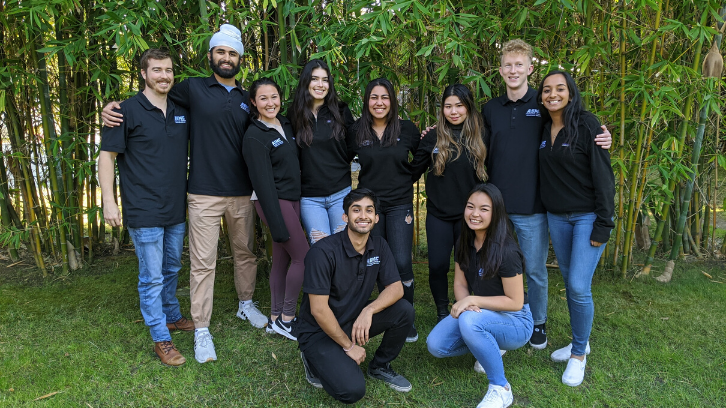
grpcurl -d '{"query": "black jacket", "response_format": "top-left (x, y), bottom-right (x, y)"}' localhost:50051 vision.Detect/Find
top-left (243, 115), bottom-right (301, 242)
top-left (539, 112), bottom-right (615, 243)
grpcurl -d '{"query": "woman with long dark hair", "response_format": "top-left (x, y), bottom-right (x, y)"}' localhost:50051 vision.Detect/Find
top-left (427, 183), bottom-right (533, 408)
top-left (346, 78), bottom-right (421, 342)
top-left (536, 70), bottom-right (614, 387)
top-left (289, 59), bottom-right (355, 244)
top-left (243, 78), bottom-right (308, 341)
top-left (411, 84), bottom-right (488, 322)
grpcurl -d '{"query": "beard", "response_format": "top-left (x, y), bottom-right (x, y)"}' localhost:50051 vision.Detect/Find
top-left (145, 77), bottom-right (172, 94)
top-left (209, 56), bottom-right (241, 79)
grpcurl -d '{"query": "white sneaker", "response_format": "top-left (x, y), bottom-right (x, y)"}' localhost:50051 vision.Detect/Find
top-left (474, 350), bottom-right (507, 374)
top-left (476, 383), bottom-right (513, 408)
top-left (550, 342), bottom-right (590, 362)
top-left (194, 330), bottom-right (217, 363)
top-left (236, 300), bottom-right (267, 328)
top-left (562, 356), bottom-right (587, 386)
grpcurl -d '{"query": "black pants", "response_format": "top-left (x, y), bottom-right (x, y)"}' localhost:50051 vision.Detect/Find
top-left (299, 299), bottom-right (414, 404)
top-left (426, 214), bottom-right (462, 307)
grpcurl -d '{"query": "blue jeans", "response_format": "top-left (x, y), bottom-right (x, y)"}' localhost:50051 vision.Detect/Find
top-left (128, 222), bottom-right (186, 342)
top-left (300, 186), bottom-right (351, 244)
top-left (509, 213), bottom-right (549, 325)
top-left (547, 212), bottom-right (607, 356)
top-left (371, 204), bottom-right (414, 282)
top-left (427, 304), bottom-right (533, 386)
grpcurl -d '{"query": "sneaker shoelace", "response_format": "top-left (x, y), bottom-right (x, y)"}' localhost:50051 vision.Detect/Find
top-left (483, 386), bottom-right (507, 403)
top-left (196, 332), bottom-right (212, 347)
top-left (243, 301), bottom-right (263, 315)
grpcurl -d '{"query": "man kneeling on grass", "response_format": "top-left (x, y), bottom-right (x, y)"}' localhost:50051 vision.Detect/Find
top-left (99, 48), bottom-right (195, 366)
top-left (295, 188), bottom-right (414, 403)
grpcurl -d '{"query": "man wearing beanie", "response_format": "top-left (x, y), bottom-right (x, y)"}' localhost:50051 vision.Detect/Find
top-left (102, 24), bottom-right (268, 364)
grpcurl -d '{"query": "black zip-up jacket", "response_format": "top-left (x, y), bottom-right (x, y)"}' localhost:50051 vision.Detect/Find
top-left (410, 124), bottom-right (485, 221)
top-left (346, 119), bottom-right (421, 209)
top-left (243, 115), bottom-right (301, 242)
top-left (297, 104), bottom-right (355, 197)
top-left (539, 112), bottom-right (615, 243)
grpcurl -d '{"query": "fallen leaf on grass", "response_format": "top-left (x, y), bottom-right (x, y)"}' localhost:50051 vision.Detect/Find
top-left (560, 297), bottom-right (567, 300)
top-left (559, 288), bottom-right (566, 292)
top-left (661, 317), bottom-right (669, 321)
top-left (271, 352), bottom-right (277, 361)
top-left (710, 280), bottom-right (723, 284)
top-left (133, 320), bottom-right (143, 323)
top-left (606, 311), bottom-right (616, 316)
top-left (702, 272), bottom-right (713, 279)
top-left (34, 391), bottom-right (62, 401)
top-left (8, 388), bottom-right (13, 392)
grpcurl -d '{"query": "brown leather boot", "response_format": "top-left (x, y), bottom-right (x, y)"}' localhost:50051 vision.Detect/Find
top-left (166, 316), bottom-right (195, 331)
top-left (154, 341), bottom-right (186, 366)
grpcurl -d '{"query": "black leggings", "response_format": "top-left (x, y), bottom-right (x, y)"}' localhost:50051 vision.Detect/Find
top-left (426, 213), bottom-right (462, 307)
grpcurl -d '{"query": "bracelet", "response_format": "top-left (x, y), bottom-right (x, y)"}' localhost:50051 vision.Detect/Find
top-left (343, 343), bottom-right (354, 352)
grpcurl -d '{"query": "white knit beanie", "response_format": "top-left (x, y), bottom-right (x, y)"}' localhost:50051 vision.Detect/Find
top-left (209, 24), bottom-right (244, 56)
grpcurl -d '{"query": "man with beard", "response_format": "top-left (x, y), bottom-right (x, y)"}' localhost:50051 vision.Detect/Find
top-left (102, 25), bottom-right (267, 364)
top-left (99, 48), bottom-right (193, 366)
top-left (296, 189), bottom-right (414, 403)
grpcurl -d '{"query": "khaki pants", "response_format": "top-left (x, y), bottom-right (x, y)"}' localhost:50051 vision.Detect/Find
top-left (188, 194), bottom-right (257, 328)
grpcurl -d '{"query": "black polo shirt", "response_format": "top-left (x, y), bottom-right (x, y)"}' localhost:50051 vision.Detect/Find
top-left (101, 91), bottom-right (189, 228)
top-left (242, 115), bottom-right (301, 242)
top-left (455, 238), bottom-right (528, 303)
top-left (168, 76), bottom-right (253, 196)
top-left (481, 87), bottom-right (545, 215)
top-left (346, 119), bottom-right (421, 208)
top-left (296, 228), bottom-right (401, 348)
top-left (297, 105), bottom-right (356, 197)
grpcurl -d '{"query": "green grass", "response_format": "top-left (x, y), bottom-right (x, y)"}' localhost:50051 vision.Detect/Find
top-left (1, 255), bottom-right (725, 407)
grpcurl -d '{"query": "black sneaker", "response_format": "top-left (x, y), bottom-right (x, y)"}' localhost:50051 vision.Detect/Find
top-left (405, 324), bottom-right (419, 343)
top-left (368, 362), bottom-right (412, 392)
top-left (300, 352), bottom-right (322, 389)
top-left (265, 317), bottom-right (275, 334)
top-left (272, 317), bottom-right (297, 341)
top-left (529, 323), bottom-right (547, 349)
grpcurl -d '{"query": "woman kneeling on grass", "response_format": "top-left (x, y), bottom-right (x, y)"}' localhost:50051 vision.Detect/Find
top-left (426, 183), bottom-right (533, 408)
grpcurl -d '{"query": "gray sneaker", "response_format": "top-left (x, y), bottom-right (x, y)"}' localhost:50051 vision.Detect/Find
top-left (236, 301), bottom-right (268, 329)
top-left (300, 352), bottom-right (323, 389)
top-left (194, 330), bottom-right (217, 364)
top-left (367, 363), bottom-right (412, 392)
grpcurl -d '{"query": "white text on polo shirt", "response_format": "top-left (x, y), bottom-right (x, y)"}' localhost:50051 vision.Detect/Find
top-left (240, 102), bottom-right (250, 113)
top-left (526, 109), bottom-right (541, 117)
top-left (175, 115), bottom-right (187, 124)
top-left (272, 138), bottom-right (284, 147)
top-left (367, 256), bottom-right (380, 266)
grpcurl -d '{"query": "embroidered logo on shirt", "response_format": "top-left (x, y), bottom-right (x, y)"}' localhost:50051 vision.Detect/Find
top-left (526, 108), bottom-right (541, 117)
top-left (272, 138), bottom-right (284, 147)
top-left (366, 256), bottom-right (380, 266)
top-left (326, 119), bottom-right (332, 124)
top-left (433, 147), bottom-right (439, 154)
top-left (539, 141), bottom-right (546, 149)
top-left (361, 140), bottom-right (373, 147)
top-left (562, 143), bottom-right (569, 147)
top-left (240, 102), bottom-right (250, 113)
top-left (478, 268), bottom-right (484, 277)
top-left (174, 116), bottom-right (186, 124)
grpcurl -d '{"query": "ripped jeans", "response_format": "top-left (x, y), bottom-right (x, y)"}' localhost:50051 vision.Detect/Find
top-left (300, 186), bottom-right (351, 245)
top-left (371, 203), bottom-right (414, 282)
